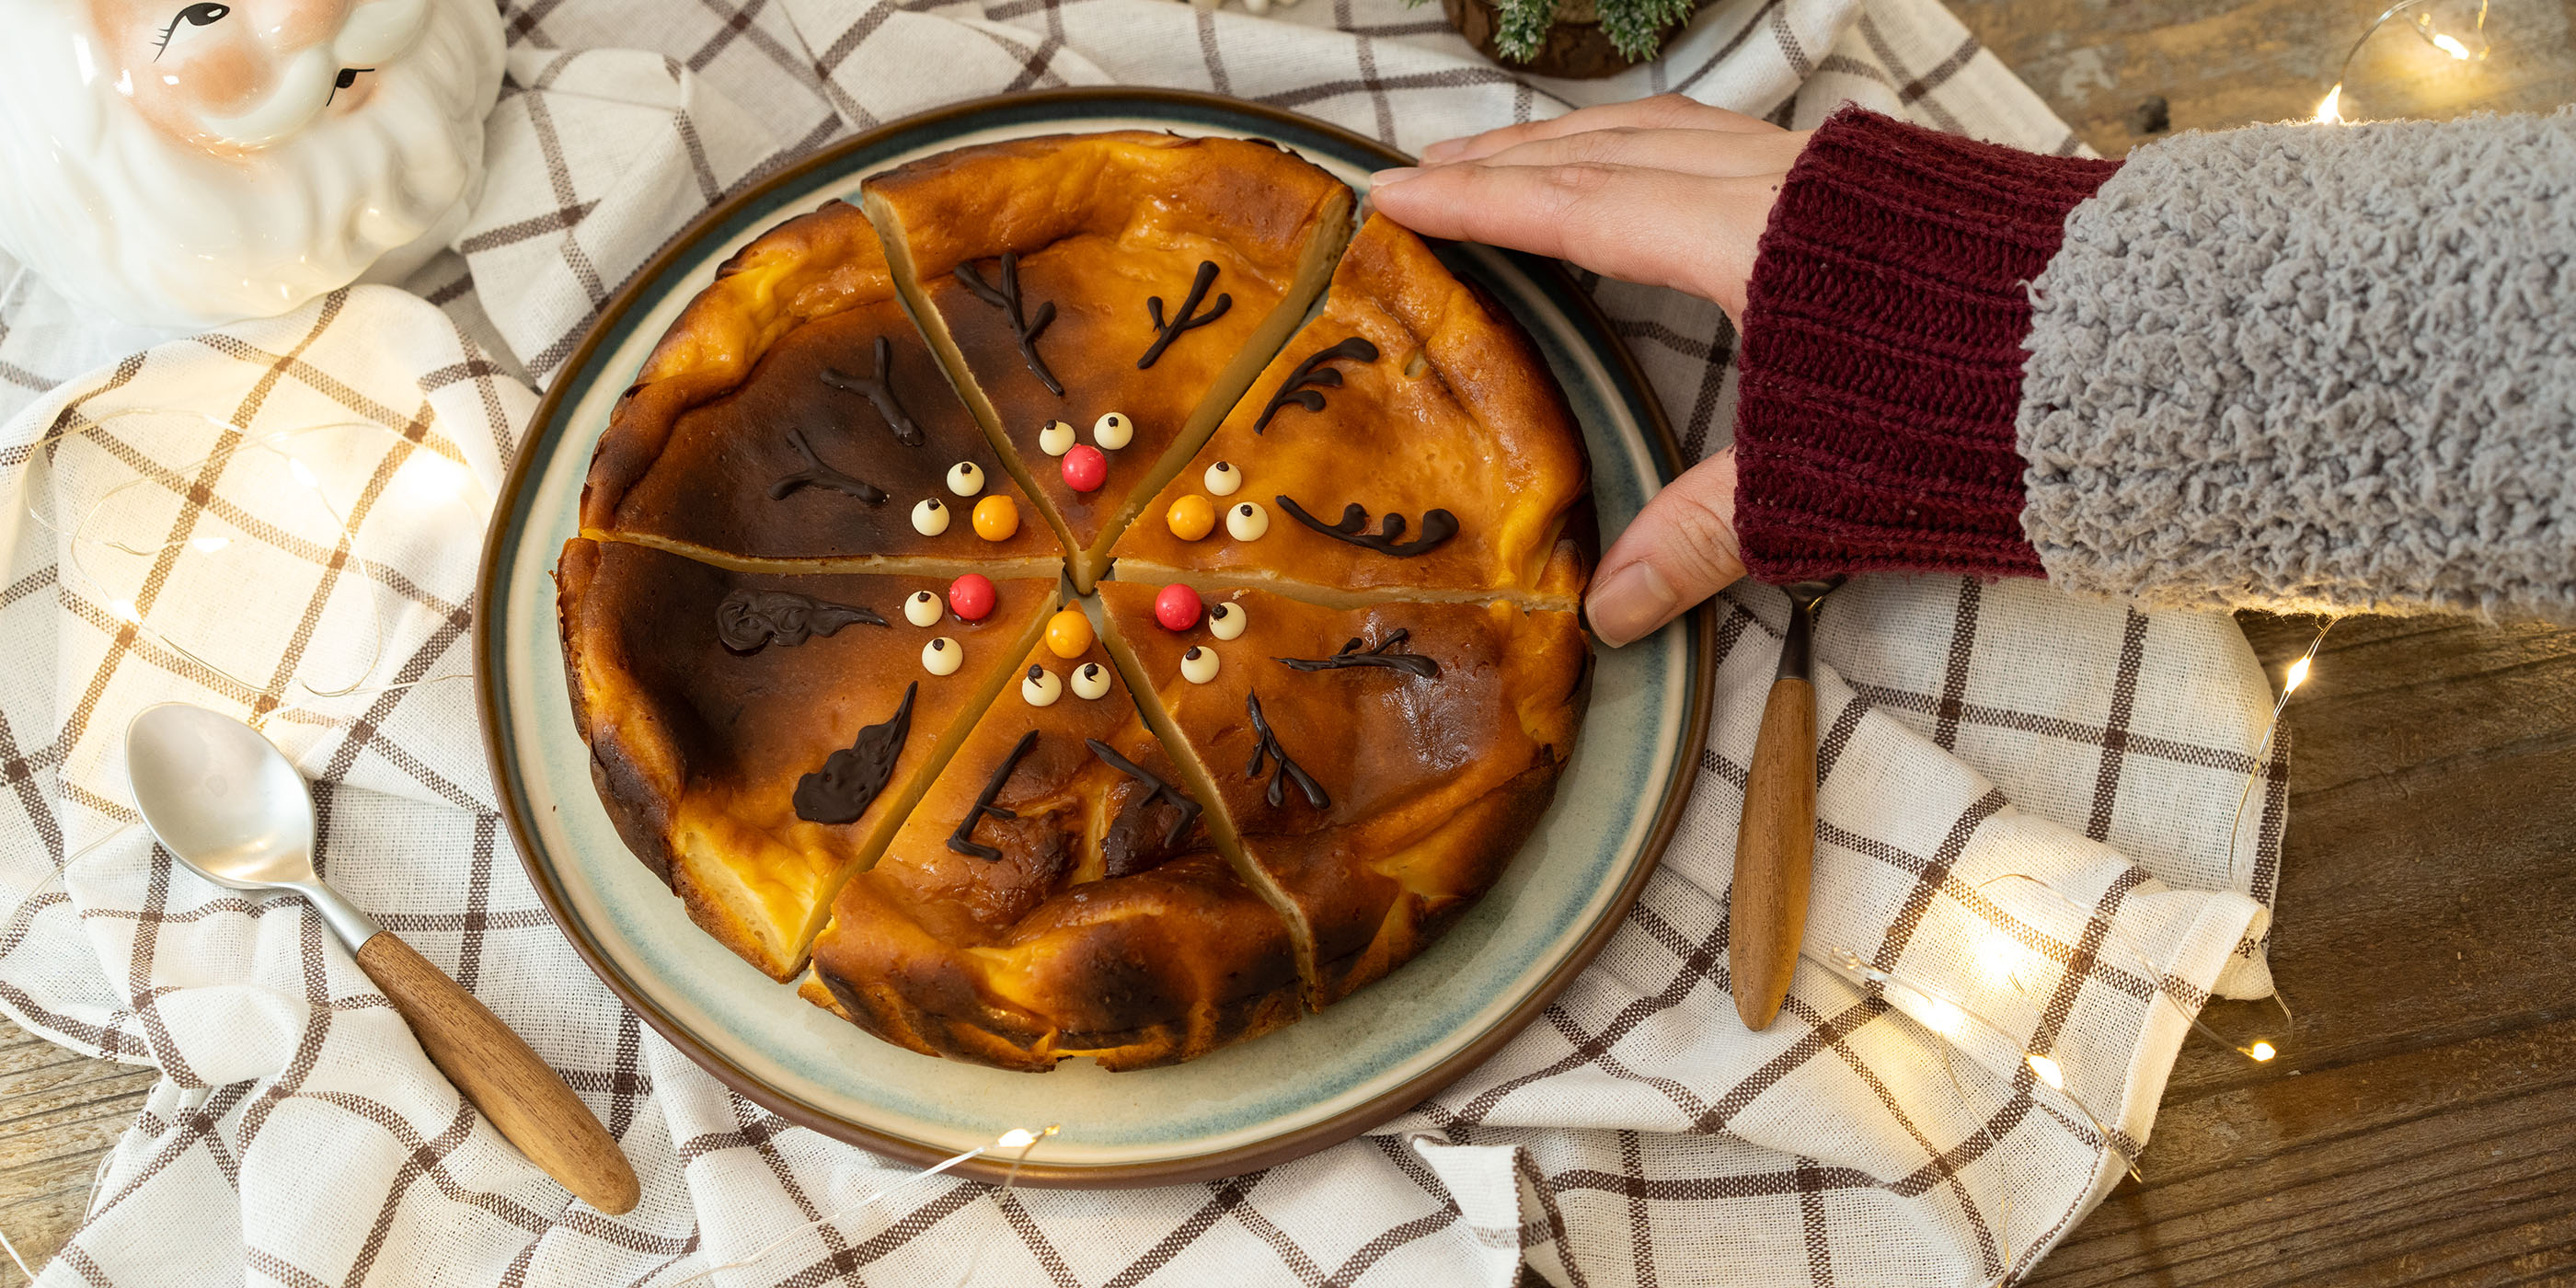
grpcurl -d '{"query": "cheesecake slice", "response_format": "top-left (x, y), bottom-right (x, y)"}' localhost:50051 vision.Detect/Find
top-left (558, 538), bottom-right (1055, 978)
top-left (860, 132), bottom-right (1353, 591)
top-left (1112, 215), bottom-right (1591, 610)
top-left (801, 615), bottom-right (1303, 1069)
top-left (1095, 581), bottom-right (1590, 1006)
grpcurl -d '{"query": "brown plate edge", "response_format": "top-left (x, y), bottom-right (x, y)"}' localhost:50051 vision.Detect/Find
top-left (475, 86), bottom-right (1717, 1190)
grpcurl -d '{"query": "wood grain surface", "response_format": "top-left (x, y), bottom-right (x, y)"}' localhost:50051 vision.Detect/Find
top-left (6, 3), bottom-right (2576, 1280)
top-left (1731, 675), bottom-right (1819, 1030)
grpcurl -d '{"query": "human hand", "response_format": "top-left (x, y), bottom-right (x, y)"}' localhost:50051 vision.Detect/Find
top-left (1368, 97), bottom-right (1810, 646)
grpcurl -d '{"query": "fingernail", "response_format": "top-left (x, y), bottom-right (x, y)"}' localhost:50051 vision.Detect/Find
top-left (1587, 561), bottom-right (1676, 649)
top-left (1368, 167), bottom-right (1420, 188)
top-left (1419, 138), bottom-right (1467, 163)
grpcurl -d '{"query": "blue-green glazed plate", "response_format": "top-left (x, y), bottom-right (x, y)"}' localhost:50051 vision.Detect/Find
top-left (477, 89), bottom-right (1714, 1187)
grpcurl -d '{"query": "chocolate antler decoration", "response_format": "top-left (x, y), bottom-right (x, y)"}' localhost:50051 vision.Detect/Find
top-left (1087, 738), bottom-right (1205, 876)
top-left (1274, 627), bottom-right (1441, 679)
top-left (794, 683), bottom-right (915, 824)
top-left (1244, 692), bottom-right (1329, 811)
top-left (716, 590), bottom-right (885, 652)
top-left (953, 252), bottom-right (1063, 396)
top-left (818, 335), bottom-right (922, 447)
top-left (1137, 261), bottom-right (1232, 370)
top-left (948, 730), bottom-right (1041, 860)
top-left (1275, 496), bottom-right (1459, 557)
top-left (769, 427), bottom-right (887, 503)
top-left (1254, 338), bottom-right (1379, 432)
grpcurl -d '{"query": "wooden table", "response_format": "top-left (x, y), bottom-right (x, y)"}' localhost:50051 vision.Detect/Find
top-left (5, 2), bottom-right (2574, 1281)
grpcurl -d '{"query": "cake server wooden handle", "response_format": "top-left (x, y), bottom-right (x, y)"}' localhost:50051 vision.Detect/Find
top-left (355, 932), bottom-right (640, 1213)
top-left (1730, 674), bottom-right (1817, 1031)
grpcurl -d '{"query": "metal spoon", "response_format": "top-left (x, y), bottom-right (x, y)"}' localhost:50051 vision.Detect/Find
top-left (125, 703), bottom-right (639, 1213)
top-left (1730, 574), bottom-right (1845, 1031)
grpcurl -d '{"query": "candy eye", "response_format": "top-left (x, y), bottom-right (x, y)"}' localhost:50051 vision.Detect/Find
top-left (155, 3), bottom-right (232, 59)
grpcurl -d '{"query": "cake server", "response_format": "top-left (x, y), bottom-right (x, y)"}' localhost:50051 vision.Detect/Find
top-left (125, 703), bottom-right (640, 1213)
top-left (1730, 574), bottom-right (1845, 1031)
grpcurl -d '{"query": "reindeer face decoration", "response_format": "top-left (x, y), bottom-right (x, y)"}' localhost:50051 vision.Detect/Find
top-left (0, 0), bottom-right (504, 327)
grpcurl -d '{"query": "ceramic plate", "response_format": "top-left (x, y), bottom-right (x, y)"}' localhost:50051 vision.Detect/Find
top-left (477, 88), bottom-right (1714, 1187)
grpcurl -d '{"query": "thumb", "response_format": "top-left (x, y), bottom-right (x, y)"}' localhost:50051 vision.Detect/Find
top-left (1586, 448), bottom-right (1745, 647)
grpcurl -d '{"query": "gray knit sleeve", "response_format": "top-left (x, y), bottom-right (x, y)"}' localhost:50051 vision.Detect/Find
top-left (2016, 109), bottom-right (2576, 623)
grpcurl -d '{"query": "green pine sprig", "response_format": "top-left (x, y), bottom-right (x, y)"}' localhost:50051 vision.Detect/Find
top-left (1596, 0), bottom-right (1691, 60)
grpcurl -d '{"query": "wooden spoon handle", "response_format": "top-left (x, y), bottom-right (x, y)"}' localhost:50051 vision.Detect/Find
top-left (1730, 675), bottom-right (1818, 1031)
top-left (355, 932), bottom-right (640, 1213)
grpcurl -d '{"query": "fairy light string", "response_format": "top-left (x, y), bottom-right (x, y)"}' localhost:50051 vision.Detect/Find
top-left (2315, 0), bottom-right (2490, 122)
top-left (662, 1125), bottom-right (1059, 1287)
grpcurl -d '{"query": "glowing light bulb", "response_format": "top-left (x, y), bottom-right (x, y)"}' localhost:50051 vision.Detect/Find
top-left (109, 599), bottom-right (141, 625)
top-left (2248, 1041), bottom-right (2278, 1062)
top-left (189, 535), bottom-right (230, 553)
top-left (1916, 996), bottom-right (1968, 1040)
top-left (2026, 1053), bottom-right (2065, 1089)
top-left (996, 1128), bottom-right (1040, 1149)
top-left (2431, 32), bottom-right (2471, 59)
top-left (287, 457), bottom-right (320, 490)
top-left (392, 454), bottom-right (469, 508)
top-left (1972, 931), bottom-right (2021, 983)
top-left (2284, 657), bottom-right (2311, 694)
top-left (2315, 85), bottom-right (2345, 124)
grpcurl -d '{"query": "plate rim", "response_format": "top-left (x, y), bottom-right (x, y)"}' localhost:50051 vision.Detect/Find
top-left (474, 86), bottom-right (1717, 1188)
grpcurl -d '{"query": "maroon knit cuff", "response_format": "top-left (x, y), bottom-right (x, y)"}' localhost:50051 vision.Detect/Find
top-left (1731, 107), bottom-right (2122, 583)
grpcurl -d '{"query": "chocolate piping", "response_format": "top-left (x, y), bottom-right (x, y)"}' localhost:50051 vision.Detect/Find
top-left (793, 682), bottom-right (914, 825)
top-left (1273, 627), bottom-right (1441, 679)
top-left (1244, 692), bottom-right (1329, 811)
top-left (769, 427), bottom-right (886, 503)
top-left (1086, 738), bottom-right (1204, 857)
top-left (1137, 261), bottom-right (1232, 369)
top-left (1274, 496), bottom-right (1459, 557)
top-left (948, 729), bottom-right (1041, 860)
top-left (716, 590), bottom-right (885, 652)
top-left (818, 335), bottom-right (923, 447)
top-left (953, 252), bottom-right (1063, 397)
top-left (1253, 338), bottom-right (1379, 432)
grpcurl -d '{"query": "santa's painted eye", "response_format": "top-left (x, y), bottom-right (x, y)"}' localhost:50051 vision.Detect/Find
top-left (154, 4), bottom-right (233, 60)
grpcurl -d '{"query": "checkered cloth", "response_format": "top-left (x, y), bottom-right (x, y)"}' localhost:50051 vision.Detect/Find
top-left (0, 0), bottom-right (2291, 1283)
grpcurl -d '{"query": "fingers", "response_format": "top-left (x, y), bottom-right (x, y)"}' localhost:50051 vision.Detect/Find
top-left (1463, 126), bottom-right (1809, 181)
top-left (1369, 161), bottom-right (1776, 316)
top-left (1587, 448), bottom-right (1743, 648)
top-left (1420, 95), bottom-right (1777, 166)
top-left (1367, 160), bottom-right (1742, 300)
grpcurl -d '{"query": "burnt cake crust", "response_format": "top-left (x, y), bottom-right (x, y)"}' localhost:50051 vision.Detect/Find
top-left (558, 131), bottom-right (1597, 1072)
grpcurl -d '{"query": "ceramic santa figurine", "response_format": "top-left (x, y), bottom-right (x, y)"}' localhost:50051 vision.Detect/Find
top-left (0, 0), bottom-right (505, 328)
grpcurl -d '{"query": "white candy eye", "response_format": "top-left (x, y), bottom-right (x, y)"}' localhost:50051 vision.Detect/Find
top-left (1203, 461), bottom-right (1241, 496)
top-left (904, 591), bottom-right (942, 627)
top-left (1226, 500), bottom-right (1270, 541)
top-left (1071, 661), bottom-right (1112, 699)
top-left (1092, 412), bottom-right (1133, 450)
top-left (922, 637), bottom-right (962, 676)
top-left (1179, 646), bottom-right (1221, 684)
top-left (1022, 665), bottom-right (1063, 707)
top-left (1038, 420), bottom-right (1076, 456)
top-left (912, 498), bottom-right (949, 536)
top-left (946, 462), bottom-right (984, 497)
top-left (1207, 602), bottom-right (1248, 640)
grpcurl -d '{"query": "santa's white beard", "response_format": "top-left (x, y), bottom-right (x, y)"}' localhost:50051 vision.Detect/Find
top-left (0, 0), bottom-right (503, 329)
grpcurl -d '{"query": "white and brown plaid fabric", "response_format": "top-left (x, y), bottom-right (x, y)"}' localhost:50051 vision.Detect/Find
top-left (0, 0), bottom-right (2290, 1283)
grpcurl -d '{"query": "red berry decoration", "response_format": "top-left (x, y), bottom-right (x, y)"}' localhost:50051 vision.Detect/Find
top-left (1154, 583), bottom-right (1202, 632)
top-left (1062, 443), bottom-right (1109, 493)
top-left (948, 573), bottom-right (996, 623)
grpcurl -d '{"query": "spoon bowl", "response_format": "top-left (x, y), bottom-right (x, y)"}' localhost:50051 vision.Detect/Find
top-left (128, 701), bottom-right (319, 887)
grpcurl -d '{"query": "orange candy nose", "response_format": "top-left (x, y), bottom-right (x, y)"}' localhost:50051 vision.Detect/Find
top-left (1166, 494), bottom-right (1216, 541)
top-left (972, 495), bottom-right (1020, 541)
top-left (1043, 608), bottom-right (1095, 660)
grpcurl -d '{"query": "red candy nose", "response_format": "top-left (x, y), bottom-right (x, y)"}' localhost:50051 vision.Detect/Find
top-left (948, 573), bottom-right (996, 622)
top-left (1153, 583), bottom-right (1202, 632)
top-left (1062, 444), bottom-right (1108, 493)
